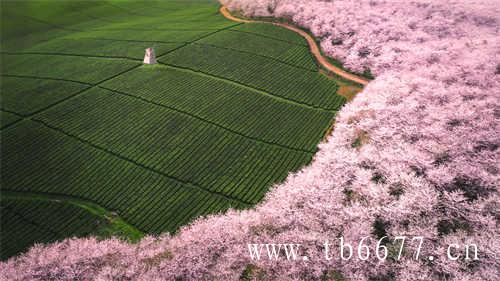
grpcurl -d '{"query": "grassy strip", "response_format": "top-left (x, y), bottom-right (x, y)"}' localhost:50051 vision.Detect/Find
top-left (1, 190), bottom-right (144, 242)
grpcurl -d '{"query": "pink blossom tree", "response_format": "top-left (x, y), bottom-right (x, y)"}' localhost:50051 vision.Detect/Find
top-left (2, 0), bottom-right (499, 280)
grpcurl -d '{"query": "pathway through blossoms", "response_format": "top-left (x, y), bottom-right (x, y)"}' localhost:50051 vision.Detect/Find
top-left (220, 6), bottom-right (370, 86)
top-left (2, 1), bottom-right (498, 280)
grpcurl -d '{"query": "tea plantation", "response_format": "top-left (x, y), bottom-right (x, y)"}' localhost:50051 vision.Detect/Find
top-left (0, 0), bottom-right (345, 259)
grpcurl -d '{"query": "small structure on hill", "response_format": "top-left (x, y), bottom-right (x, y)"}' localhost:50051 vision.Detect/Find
top-left (143, 47), bottom-right (157, 64)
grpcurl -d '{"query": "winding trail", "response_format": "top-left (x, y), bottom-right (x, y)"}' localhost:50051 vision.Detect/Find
top-left (220, 6), bottom-right (370, 86)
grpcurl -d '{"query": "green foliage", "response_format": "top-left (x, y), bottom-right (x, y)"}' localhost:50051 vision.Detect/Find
top-left (1, 111), bottom-right (21, 129)
top-left (160, 44), bottom-right (344, 110)
top-left (231, 23), bottom-right (307, 45)
top-left (0, 0), bottom-right (110, 40)
top-left (0, 0), bottom-right (348, 259)
top-left (1, 77), bottom-right (89, 115)
top-left (64, 29), bottom-right (211, 43)
top-left (322, 270), bottom-right (346, 281)
top-left (34, 88), bottom-right (312, 204)
top-left (362, 68), bottom-right (375, 80)
top-left (15, 39), bottom-right (184, 60)
top-left (102, 66), bottom-right (334, 151)
top-left (197, 29), bottom-right (317, 70)
top-left (351, 130), bottom-right (369, 148)
top-left (351, 137), bottom-right (362, 148)
top-left (240, 264), bottom-right (264, 281)
top-left (2, 121), bottom-right (243, 235)
top-left (1, 53), bottom-right (140, 84)
top-left (0, 198), bottom-right (109, 260)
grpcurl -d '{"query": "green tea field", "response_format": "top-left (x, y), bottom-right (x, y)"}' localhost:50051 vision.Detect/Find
top-left (0, 0), bottom-right (347, 260)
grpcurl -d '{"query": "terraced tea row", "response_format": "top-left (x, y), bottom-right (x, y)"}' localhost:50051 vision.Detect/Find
top-left (62, 29), bottom-right (218, 44)
top-left (5, 39), bottom-right (184, 60)
top-left (1, 121), bottom-right (245, 235)
top-left (79, 1), bottom-right (234, 29)
top-left (231, 23), bottom-right (308, 46)
top-left (102, 65), bottom-right (334, 151)
top-left (0, 198), bottom-right (108, 260)
top-left (86, 6), bottom-right (234, 30)
top-left (1, 53), bottom-right (140, 84)
top-left (0, 111), bottom-right (21, 129)
top-left (160, 44), bottom-right (344, 110)
top-left (1, 1), bottom-right (235, 51)
top-left (0, 0), bottom-right (349, 260)
top-left (1, 76), bottom-right (90, 116)
top-left (34, 87), bottom-right (312, 203)
top-left (197, 30), bottom-right (317, 70)
top-left (1, 0), bottom-right (233, 33)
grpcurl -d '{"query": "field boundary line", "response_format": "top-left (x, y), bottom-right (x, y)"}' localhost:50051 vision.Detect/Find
top-left (9, 11), bottom-right (81, 32)
top-left (2, 21), bottom-right (242, 119)
top-left (29, 118), bottom-right (252, 207)
top-left (155, 22), bottom-right (243, 60)
top-left (226, 29), bottom-right (307, 47)
top-left (66, 37), bottom-right (188, 44)
top-left (0, 108), bottom-right (23, 117)
top-left (159, 62), bottom-right (339, 112)
top-left (2, 204), bottom-right (61, 237)
top-left (102, 2), bottom-right (144, 17)
top-left (191, 42), bottom-right (316, 72)
top-left (1, 190), bottom-right (144, 240)
top-left (90, 28), bottom-right (221, 32)
top-left (1, 51), bottom-right (141, 62)
top-left (220, 6), bottom-right (370, 86)
top-left (1, 62), bottom-right (145, 119)
top-left (0, 109), bottom-right (24, 130)
top-left (1, 74), bottom-right (94, 86)
top-left (99, 85), bottom-right (315, 154)
top-left (1, 46), bottom-right (186, 61)
top-left (0, 63), bottom-right (141, 129)
top-left (25, 64), bottom-right (143, 120)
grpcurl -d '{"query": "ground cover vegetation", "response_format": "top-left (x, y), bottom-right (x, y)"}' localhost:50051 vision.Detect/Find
top-left (0, 0), bottom-right (345, 262)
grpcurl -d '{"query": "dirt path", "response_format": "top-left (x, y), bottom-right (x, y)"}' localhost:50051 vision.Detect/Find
top-left (220, 6), bottom-right (370, 86)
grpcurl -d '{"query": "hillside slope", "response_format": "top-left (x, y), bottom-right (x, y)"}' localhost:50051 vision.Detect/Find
top-left (0, 0), bottom-right (347, 260)
top-left (1, 0), bottom-right (499, 280)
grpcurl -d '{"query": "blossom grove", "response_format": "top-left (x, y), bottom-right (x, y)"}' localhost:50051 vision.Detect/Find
top-left (1, 0), bottom-right (499, 280)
